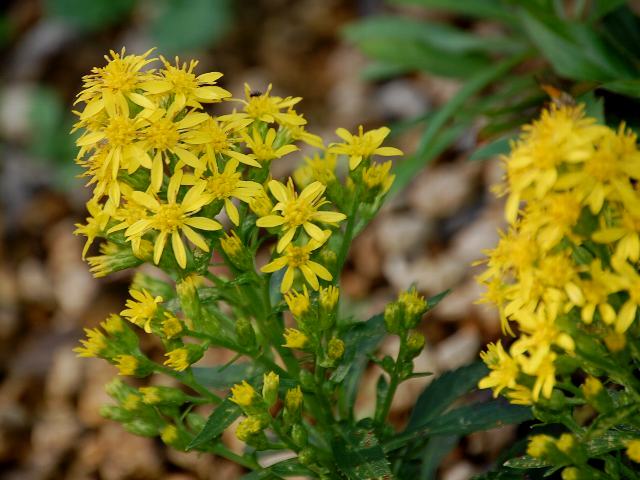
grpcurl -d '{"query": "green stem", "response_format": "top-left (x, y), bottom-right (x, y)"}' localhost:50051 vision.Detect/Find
top-left (208, 443), bottom-right (261, 470)
top-left (334, 184), bottom-right (362, 280)
top-left (157, 365), bottom-right (222, 404)
top-left (376, 333), bottom-right (406, 424)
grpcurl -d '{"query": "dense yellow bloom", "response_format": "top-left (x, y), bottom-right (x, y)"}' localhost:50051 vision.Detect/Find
top-left (115, 355), bottom-right (139, 375)
top-left (230, 380), bottom-right (256, 407)
top-left (257, 178), bottom-right (346, 252)
top-left (124, 171), bottom-right (221, 268)
top-left (161, 312), bottom-right (183, 339)
top-left (75, 48), bottom-right (156, 121)
top-left (478, 342), bottom-right (518, 397)
top-left (239, 83), bottom-right (304, 125)
top-left (242, 127), bottom-right (298, 164)
top-left (74, 198), bottom-right (116, 258)
top-left (283, 328), bottom-right (309, 349)
top-left (160, 425), bottom-right (179, 445)
top-left (164, 347), bottom-right (191, 371)
top-left (527, 435), bottom-right (552, 458)
top-left (204, 158), bottom-right (262, 225)
top-left (261, 233), bottom-right (333, 293)
top-left (74, 327), bottom-right (108, 358)
top-left (143, 56), bottom-right (231, 111)
top-left (293, 153), bottom-right (337, 188)
top-left (235, 416), bottom-right (263, 442)
top-left (284, 286), bottom-right (310, 317)
top-left (328, 125), bottom-right (402, 170)
top-left (362, 161), bottom-right (395, 194)
top-left (319, 285), bottom-right (339, 311)
top-left (121, 288), bottom-right (163, 333)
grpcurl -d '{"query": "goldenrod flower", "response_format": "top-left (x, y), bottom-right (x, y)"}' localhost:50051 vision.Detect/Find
top-left (293, 153), bottom-right (337, 188)
top-left (235, 416), bottom-right (263, 442)
top-left (161, 312), bottom-right (183, 339)
top-left (115, 355), bottom-right (139, 375)
top-left (142, 56), bottom-right (231, 111)
top-left (74, 198), bottom-right (116, 258)
top-left (220, 230), bottom-right (243, 259)
top-left (248, 185), bottom-right (274, 218)
top-left (75, 48), bottom-right (156, 122)
top-left (184, 116), bottom-right (259, 168)
top-left (230, 380), bottom-right (256, 407)
top-left (204, 158), bottom-right (263, 225)
top-left (74, 327), bottom-right (108, 358)
top-left (164, 347), bottom-right (190, 371)
top-left (257, 178), bottom-right (346, 252)
top-left (527, 435), bottom-right (553, 458)
top-left (478, 342), bottom-right (518, 397)
top-left (160, 425), bottom-right (179, 445)
top-left (124, 171), bottom-right (221, 268)
top-left (283, 328), bottom-right (308, 349)
top-left (319, 285), bottom-right (339, 311)
top-left (261, 234), bottom-right (333, 293)
top-left (285, 286), bottom-right (310, 317)
top-left (239, 83), bottom-right (304, 125)
top-left (362, 160), bottom-right (395, 194)
top-left (121, 288), bottom-right (163, 333)
top-left (242, 127), bottom-right (298, 164)
top-left (328, 125), bottom-right (402, 170)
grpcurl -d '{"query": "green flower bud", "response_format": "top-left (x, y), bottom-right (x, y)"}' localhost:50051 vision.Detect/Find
top-left (262, 371), bottom-right (280, 407)
top-left (581, 376), bottom-right (613, 414)
top-left (123, 418), bottom-right (160, 437)
top-left (177, 276), bottom-right (202, 330)
top-left (139, 386), bottom-right (188, 406)
top-left (384, 302), bottom-right (403, 334)
top-left (284, 386), bottom-right (303, 422)
top-left (405, 330), bottom-right (425, 358)
top-left (327, 337), bottom-right (345, 361)
top-left (100, 405), bottom-right (133, 423)
top-left (236, 317), bottom-right (256, 349)
top-left (298, 447), bottom-right (315, 466)
top-left (186, 413), bottom-right (206, 432)
top-left (299, 370), bottom-right (315, 391)
top-left (291, 424), bottom-right (308, 448)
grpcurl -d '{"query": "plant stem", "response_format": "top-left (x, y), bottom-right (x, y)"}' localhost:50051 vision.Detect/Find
top-left (334, 184), bottom-right (362, 280)
top-left (208, 443), bottom-right (261, 470)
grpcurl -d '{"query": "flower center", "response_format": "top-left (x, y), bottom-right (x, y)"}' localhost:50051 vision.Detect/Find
top-left (286, 246), bottom-right (309, 267)
top-left (283, 198), bottom-right (313, 227)
top-left (105, 116), bottom-right (138, 147)
top-left (207, 172), bottom-right (239, 199)
top-left (164, 66), bottom-right (197, 96)
top-left (145, 118), bottom-right (180, 151)
top-left (153, 204), bottom-right (185, 232)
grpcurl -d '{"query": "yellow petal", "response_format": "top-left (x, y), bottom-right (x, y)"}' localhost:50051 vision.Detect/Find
top-left (172, 231), bottom-right (187, 268)
top-left (256, 215), bottom-right (285, 228)
top-left (184, 216), bottom-right (222, 231)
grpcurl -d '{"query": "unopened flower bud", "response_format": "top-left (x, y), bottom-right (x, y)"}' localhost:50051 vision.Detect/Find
top-left (139, 386), bottom-right (188, 406)
top-left (236, 317), bottom-right (256, 349)
top-left (384, 302), bottom-right (403, 334)
top-left (405, 330), bottom-right (425, 358)
top-left (327, 337), bottom-right (345, 361)
top-left (262, 371), bottom-right (279, 406)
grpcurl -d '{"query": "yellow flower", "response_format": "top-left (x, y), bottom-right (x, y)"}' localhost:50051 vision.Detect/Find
top-left (115, 355), bottom-right (139, 375)
top-left (235, 416), bottom-right (263, 442)
top-left (164, 347), bottom-right (190, 371)
top-left (141, 56), bottom-right (231, 112)
top-left (75, 48), bottom-right (156, 122)
top-left (610, 257), bottom-right (640, 333)
top-left (328, 125), bottom-right (402, 170)
top-left (285, 286), bottom-right (310, 317)
top-left (293, 153), bottom-right (337, 188)
top-left (257, 178), bottom-right (346, 252)
top-left (230, 380), bottom-right (256, 407)
top-left (74, 198), bottom-right (116, 258)
top-left (398, 287), bottom-right (427, 319)
top-left (160, 425), bottom-right (179, 445)
top-left (261, 233), bottom-right (333, 293)
top-left (204, 158), bottom-right (263, 225)
top-left (319, 285), bottom-right (339, 311)
top-left (239, 83), bottom-right (304, 125)
top-left (593, 210), bottom-right (640, 263)
top-left (124, 171), bottom-right (221, 268)
top-left (627, 440), bottom-right (640, 462)
top-left (248, 185), bottom-right (274, 218)
top-left (242, 127), bottom-right (298, 164)
top-left (285, 386), bottom-right (303, 413)
top-left (184, 116), bottom-right (259, 168)
top-left (73, 327), bottom-right (108, 358)
top-left (478, 342), bottom-right (519, 397)
top-left (121, 288), bottom-right (163, 333)
top-left (527, 434), bottom-right (553, 458)
top-left (283, 328), bottom-right (308, 349)
top-left (139, 386), bottom-right (161, 404)
top-left (161, 312), bottom-right (183, 339)
top-left (362, 160), bottom-right (395, 194)
top-left (142, 108), bottom-right (210, 185)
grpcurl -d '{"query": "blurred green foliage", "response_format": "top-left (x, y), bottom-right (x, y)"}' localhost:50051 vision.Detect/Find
top-left (345, 0), bottom-right (640, 196)
top-left (45, 0), bottom-right (135, 32)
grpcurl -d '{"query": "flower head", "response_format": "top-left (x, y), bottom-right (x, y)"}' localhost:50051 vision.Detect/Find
top-left (120, 289), bottom-right (163, 333)
top-left (230, 380), bottom-right (256, 407)
top-left (328, 125), bottom-right (402, 170)
top-left (283, 328), bottom-right (309, 349)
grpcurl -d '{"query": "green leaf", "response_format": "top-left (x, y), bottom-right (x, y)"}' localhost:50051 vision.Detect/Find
top-left (578, 91), bottom-right (605, 123)
top-left (386, 400), bottom-right (533, 452)
top-left (332, 315), bottom-right (386, 418)
top-left (406, 362), bottom-right (489, 431)
top-left (418, 435), bottom-right (459, 480)
top-left (191, 363), bottom-right (258, 389)
top-left (374, 375), bottom-right (390, 421)
top-left (241, 458), bottom-right (315, 479)
top-left (344, 16), bottom-right (523, 55)
top-left (517, 8), bottom-right (635, 81)
top-left (601, 80), bottom-right (640, 99)
top-left (332, 422), bottom-right (394, 479)
top-left (45, 0), bottom-right (134, 31)
top-left (151, 0), bottom-right (233, 54)
top-left (426, 289), bottom-right (451, 312)
top-left (187, 398), bottom-right (241, 450)
top-left (588, 0), bottom-right (627, 22)
top-left (389, 0), bottom-right (516, 23)
top-left (390, 54), bottom-right (525, 197)
top-left (469, 136), bottom-right (513, 161)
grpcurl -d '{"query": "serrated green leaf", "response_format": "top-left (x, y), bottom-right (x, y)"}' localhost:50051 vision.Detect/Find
top-left (187, 398), bottom-right (241, 450)
top-left (332, 422), bottom-right (394, 479)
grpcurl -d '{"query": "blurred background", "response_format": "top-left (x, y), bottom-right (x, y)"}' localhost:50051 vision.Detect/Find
top-left (3, 0), bottom-right (640, 478)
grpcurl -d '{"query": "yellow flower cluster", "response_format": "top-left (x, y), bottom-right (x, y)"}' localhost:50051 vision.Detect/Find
top-left (478, 104), bottom-right (640, 404)
top-left (73, 48), bottom-right (400, 296)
